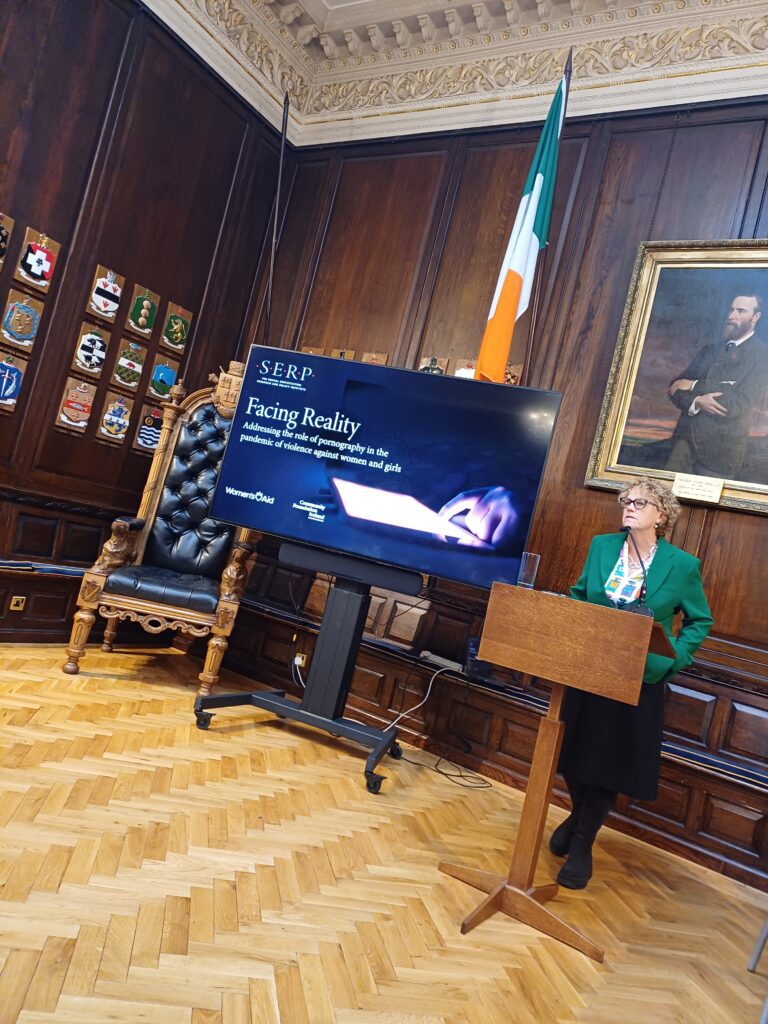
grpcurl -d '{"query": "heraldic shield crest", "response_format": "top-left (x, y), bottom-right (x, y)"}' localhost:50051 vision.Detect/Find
top-left (0, 212), bottom-right (15, 270)
top-left (127, 287), bottom-right (159, 335)
top-left (149, 361), bottom-right (177, 398)
top-left (18, 240), bottom-right (56, 286)
top-left (136, 406), bottom-right (163, 450)
top-left (59, 381), bottom-right (94, 429)
top-left (75, 328), bottom-right (108, 373)
top-left (90, 267), bottom-right (123, 319)
top-left (100, 395), bottom-right (130, 441)
top-left (161, 305), bottom-right (192, 351)
top-left (0, 224), bottom-right (9, 263)
top-left (0, 354), bottom-right (24, 407)
top-left (15, 228), bottom-right (60, 290)
top-left (2, 293), bottom-right (41, 346)
top-left (113, 341), bottom-right (145, 388)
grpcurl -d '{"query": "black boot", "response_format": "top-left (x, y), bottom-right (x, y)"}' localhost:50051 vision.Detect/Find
top-left (557, 786), bottom-right (615, 890)
top-left (549, 815), bottom-right (576, 857)
top-left (549, 777), bottom-right (586, 857)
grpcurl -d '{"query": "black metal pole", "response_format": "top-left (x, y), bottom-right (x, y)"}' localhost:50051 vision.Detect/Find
top-left (264, 92), bottom-right (290, 346)
top-left (520, 243), bottom-right (549, 388)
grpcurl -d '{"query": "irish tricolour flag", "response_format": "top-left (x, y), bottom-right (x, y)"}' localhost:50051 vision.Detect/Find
top-left (476, 55), bottom-right (572, 383)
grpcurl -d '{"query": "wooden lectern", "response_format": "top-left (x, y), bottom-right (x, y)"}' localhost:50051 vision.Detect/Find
top-left (439, 584), bottom-right (655, 962)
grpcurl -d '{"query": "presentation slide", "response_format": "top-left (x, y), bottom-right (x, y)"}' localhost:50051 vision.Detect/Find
top-left (211, 347), bottom-right (561, 589)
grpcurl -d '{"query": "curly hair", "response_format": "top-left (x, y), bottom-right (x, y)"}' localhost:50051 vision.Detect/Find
top-left (619, 476), bottom-right (680, 537)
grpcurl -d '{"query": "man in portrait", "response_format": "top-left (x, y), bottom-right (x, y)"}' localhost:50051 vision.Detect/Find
top-left (665, 293), bottom-right (768, 479)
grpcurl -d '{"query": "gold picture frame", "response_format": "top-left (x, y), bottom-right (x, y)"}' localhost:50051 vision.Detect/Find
top-left (586, 240), bottom-right (768, 514)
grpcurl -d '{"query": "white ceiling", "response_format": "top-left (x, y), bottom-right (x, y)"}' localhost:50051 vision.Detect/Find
top-left (146, 0), bottom-right (768, 146)
top-left (315, 0), bottom-right (379, 10)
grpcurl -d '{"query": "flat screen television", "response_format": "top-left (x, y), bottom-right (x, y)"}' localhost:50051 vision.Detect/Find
top-left (211, 346), bottom-right (561, 590)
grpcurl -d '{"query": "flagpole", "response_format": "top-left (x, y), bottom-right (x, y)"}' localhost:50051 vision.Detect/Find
top-left (264, 92), bottom-right (290, 346)
top-left (519, 243), bottom-right (549, 388)
top-left (520, 49), bottom-right (572, 389)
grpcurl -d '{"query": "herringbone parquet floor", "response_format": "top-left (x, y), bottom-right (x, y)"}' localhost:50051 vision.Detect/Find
top-left (0, 644), bottom-right (765, 1023)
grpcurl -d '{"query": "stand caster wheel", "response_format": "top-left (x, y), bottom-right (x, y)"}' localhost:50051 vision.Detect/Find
top-left (365, 772), bottom-right (384, 794)
top-left (388, 742), bottom-right (403, 760)
top-left (195, 711), bottom-right (213, 730)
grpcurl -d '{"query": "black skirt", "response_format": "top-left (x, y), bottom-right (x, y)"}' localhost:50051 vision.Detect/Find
top-left (557, 682), bottom-right (666, 801)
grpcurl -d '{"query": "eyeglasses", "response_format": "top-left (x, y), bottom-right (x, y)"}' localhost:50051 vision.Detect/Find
top-left (618, 497), bottom-right (658, 510)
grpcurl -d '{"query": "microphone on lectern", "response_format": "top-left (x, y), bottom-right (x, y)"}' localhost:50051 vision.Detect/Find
top-left (620, 525), bottom-right (654, 617)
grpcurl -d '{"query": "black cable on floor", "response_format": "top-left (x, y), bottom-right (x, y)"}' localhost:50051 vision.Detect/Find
top-left (400, 751), bottom-right (492, 789)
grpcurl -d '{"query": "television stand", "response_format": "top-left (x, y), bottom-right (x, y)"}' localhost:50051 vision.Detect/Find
top-left (194, 542), bottom-right (423, 793)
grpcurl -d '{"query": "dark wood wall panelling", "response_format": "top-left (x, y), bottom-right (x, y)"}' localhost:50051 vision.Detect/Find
top-left (276, 145), bottom-right (454, 361)
top-left (0, 0), bottom-right (284, 631)
top-left (232, 102), bottom-right (768, 887)
top-left (0, 0), bottom-right (281, 520)
top-left (9, 505), bottom-right (104, 565)
top-left (0, 573), bottom-right (90, 642)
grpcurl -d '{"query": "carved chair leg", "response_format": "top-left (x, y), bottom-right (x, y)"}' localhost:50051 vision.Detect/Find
top-left (63, 608), bottom-right (96, 675)
top-left (198, 636), bottom-right (228, 698)
top-left (101, 616), bottom-right (118, 653)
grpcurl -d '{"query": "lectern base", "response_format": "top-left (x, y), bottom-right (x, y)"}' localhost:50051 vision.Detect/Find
top-left (437, 862), bottom-right (604, 962)
top-left (437, 584), bottom-right (649, 964)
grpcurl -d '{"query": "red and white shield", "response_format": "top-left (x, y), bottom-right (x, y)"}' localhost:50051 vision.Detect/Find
top-left (61, 386), bottom-right (92, 426)
top-left (90, 275), bottom-right (122, 316)
top-left (20, 243), bottom-right (56, 283)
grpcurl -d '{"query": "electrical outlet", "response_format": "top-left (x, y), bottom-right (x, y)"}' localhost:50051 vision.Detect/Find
top-left (10, 596), bottom-right (26, 611)
top-left (293, 653), bottom-right (307, 668)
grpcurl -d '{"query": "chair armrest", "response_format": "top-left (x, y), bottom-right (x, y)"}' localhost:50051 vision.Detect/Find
top-left (114, 516), bottom-right (145, 532)
top-left (211, 544), bottom-right (254, 636)
top-left (91, 517), bottom-right (146, 574)
top-left (219, 543), bottom-right (253, 602)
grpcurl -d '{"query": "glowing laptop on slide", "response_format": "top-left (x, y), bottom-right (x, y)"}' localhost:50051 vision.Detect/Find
top-left (331, 477), bottom-right (487, 545)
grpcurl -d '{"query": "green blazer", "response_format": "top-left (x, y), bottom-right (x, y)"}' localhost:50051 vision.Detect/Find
top-left (570, 533), bottom-right (713, 685)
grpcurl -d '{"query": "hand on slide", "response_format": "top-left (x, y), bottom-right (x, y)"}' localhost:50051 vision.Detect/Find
top-left (438, 486), bottom-right (518, 549)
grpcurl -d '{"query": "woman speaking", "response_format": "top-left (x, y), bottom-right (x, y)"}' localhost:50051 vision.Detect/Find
top-left (552, 477), bottom-right (713, 889)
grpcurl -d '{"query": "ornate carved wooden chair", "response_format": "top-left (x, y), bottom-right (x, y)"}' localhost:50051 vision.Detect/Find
top-left (63, 361), bottom-right (255, 696)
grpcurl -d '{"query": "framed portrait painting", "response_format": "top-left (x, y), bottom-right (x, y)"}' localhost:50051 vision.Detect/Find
top-left (587, 240), bottom-right (768, 513)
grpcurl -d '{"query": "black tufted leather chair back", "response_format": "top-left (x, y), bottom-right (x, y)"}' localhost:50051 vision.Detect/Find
top-left (145, 403), bottom-right (235, 580)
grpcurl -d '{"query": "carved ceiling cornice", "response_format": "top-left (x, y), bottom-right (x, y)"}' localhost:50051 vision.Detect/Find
top-left (145, 0), bottom-right (768, 145)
